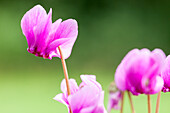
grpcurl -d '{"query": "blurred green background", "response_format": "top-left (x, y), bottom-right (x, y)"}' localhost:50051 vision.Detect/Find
top-left (0, 0), bottom-right (170, 113)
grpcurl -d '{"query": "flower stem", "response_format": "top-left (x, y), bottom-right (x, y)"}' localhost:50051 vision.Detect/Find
top-left (127, 91), bottom-right (135, 113)
top-left (147, 95), bottom-right (151, 113)
top-left (155, 91), bottom-right (161, 113)
top-left (58, 46), bottom-right (72, 113)
top-left (120, 91), bottom-right (125, 113)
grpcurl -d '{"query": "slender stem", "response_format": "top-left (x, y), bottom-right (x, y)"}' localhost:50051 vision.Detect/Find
top-left (147, 95), bottom-right (151, 113)
top-left (58, 46), bottom-right (72, 113)
top-left (127, 91), bottom-right (135, 113)
top-left (155, 91), bottom-right (161, 113)
top-left (120, 91), bottom-right (125, 113)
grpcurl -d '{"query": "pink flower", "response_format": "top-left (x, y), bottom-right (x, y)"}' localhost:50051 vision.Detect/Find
top-left (21, 5), bottom-right (78, 59)
top-left (115, 48), bottom-right (166, 95)
top-left (107, 82), bottom-right (121, 113)
top-left (53, 75), bottom-right (107, 113)
top-left (161, 55), bottom-right (170, 92)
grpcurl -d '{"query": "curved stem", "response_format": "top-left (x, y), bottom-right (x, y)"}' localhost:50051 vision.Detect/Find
top-left (155, 91), bottom-right (161, 113)
top-left (147, 95), bottom-right (151, 113)
top-left (58, 46), bottom-right (72, 113)
top-left (120, 91), bottom-right (125, 113)
top-left (127, 91), bottom-right (135, 113)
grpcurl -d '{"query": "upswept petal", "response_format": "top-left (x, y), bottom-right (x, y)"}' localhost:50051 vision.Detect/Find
top-left (115, 49), bottom-right (140, 91)
top-left (48, 19), bottom-right (62, 43)
top-left (80, 75), bottom-right (102, 91)
top-left (151, 49), bottom-right (166, 63)
top-left (92, 91), bottom-right (106, 113)
top-left (53, 19), bottom-right (78, 59)
top-left (68, 86), bottom-right (105, 113)
top-left (68, 86), bottom-right (95, 113)
top-left (140, 49), bottom-right (166, 91)
top-left (127, 51), bottom-right (151, 93)
top-left (53, 19), bottom-right (78, 39)
top-left (115, 63), bottom-right (127, 91)
top-left (53, 93), bottom-right (69, 107)
top-left (80, 91), bottom-right (106, 113)
top-left (151, 49), bottom-right (166, 74)
top-left (21, 5), bottom-right (47, 48)
top-left (60, 79), bottom-right (79, 96)
top-left (33, 8), bottom-right (52, 53)
top-left (120, 49), bottom-right (139, 66)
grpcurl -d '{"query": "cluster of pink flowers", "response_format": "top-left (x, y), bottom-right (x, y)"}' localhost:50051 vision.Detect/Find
top-left (21, 4), bottom-right (170, 113)
top-left (115, 48), bottom-right (165, 95)
top-left (108, 49), bottom-right (170, 112)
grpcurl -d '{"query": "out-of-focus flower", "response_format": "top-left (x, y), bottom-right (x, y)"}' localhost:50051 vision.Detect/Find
top-left (115, 48), bottom-right (166, 95)
top-left (161, 55), bottom-right (170, 92)
top-left (54, 75), bottom-right (107, 113)
top-left (107, 82), bottom-right (121, 113)
top-left (21, 5), bottom-right (78, 59)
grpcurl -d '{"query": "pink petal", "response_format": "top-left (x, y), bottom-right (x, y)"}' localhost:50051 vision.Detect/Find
top-left (151, 49), bottom-right (166, 74)
top-left (80, 75), bottom-right (102, 91)
top-left (115, 64), bottom-right (127, 91)
top-left (53, 19), bottom-right (78, 59)
top-left (68, 86), bottom-right (105, 113)
top-left (21, 5), bottom-right (47, 48)
top-left (60, 79), bottom-right (79, 96)
top-left (126, 49), bottom-right (159, 94)
top-left (33, 8), bottom-right (52, 53)
top-left (121, 49), bottom-right (140, 66)
top-left (68, 86), bottom-right (94, 112)
top-left (115, 49), bottom-right (140, 91)
top-left (53, 19), bottom-right (78, 40)
top-left (151, 49), bottom-right (166, 62)
top-left (48, 19), bottom-right (62, 43)
top-left (53, 93), bottom-right (69, 107)
top-left (80, 91), bottom-right (106, 113)
top-left (92, 91), bottom-right (106, 113)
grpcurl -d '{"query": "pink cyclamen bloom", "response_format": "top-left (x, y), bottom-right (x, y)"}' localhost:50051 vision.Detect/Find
top-left (115, 48), bottom-right (166, 95)
top-left (107, 82), bottom-right (121, 113)
top-left (21, 5), bottom-right (78, 59)
top-left (161, 55), bottom-right (170, 92)
top-left (54, 75), bottom-right (107, 113)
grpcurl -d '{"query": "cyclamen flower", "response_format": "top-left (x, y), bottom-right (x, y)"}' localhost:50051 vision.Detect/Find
top-left (161, 55), bottom-right (170, 92)
top-left (115, 48), bottom-right (166, 95)
top-left (54, 75), bottom-right (107, 113)
top-left (21, 5), bottom-right (78, 59)
top-left (107, 82), bottom-right (121, 113)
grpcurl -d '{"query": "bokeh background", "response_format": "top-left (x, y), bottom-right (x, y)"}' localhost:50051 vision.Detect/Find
top-left (0, 0), bottom-right (170, 113)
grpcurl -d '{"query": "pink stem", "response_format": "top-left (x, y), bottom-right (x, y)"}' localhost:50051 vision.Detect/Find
top-left (155, 91), bottom-right (161, 113)
top-left (58, 46), bottom-right (72, 113)
top-left (147, 95), bottom-right (151, 113)
top-left (120, 92), bottom-right (125, 113)
top-left (127, 91), bottom-right (136, 113)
